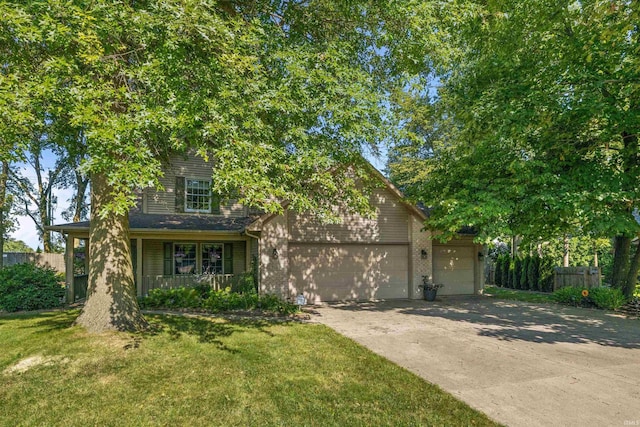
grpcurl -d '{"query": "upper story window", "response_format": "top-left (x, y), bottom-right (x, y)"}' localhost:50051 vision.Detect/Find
top-left (185, 179), bottom-right (211, 213)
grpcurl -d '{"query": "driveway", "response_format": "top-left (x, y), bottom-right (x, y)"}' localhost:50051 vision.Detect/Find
top-left (311, 297), bottom-right (640, 427)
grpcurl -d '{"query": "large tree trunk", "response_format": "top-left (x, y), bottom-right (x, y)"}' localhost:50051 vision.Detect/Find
top-left (75, 172), bottom-right (147, 333)
top-left (610, 235), bottom-right (631, 289)
top-left (623, 239), bottom-right (640, 299)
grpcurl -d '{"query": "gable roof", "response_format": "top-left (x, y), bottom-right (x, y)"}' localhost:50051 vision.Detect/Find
top-left (246, 162), bottom-right (427, 232)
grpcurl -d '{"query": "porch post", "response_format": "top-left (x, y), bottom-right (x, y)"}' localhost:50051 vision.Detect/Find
top-left (65, 234), bottom-right (75, 303)
top-left (136, 237), bottom-right (143, 297)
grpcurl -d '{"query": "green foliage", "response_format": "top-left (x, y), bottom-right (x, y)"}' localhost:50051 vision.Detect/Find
top-left (552, 287), bottom-right (585, 307)
top-left (388, 2), bottom-right (640, 258)
top-left (553, 286), bottom-right (627, 311)
top-left (527, 255), bottom-right (540, 292)
top-left (520, 257), bottom-right (529, 290)
top-left (139, 287), bottom-right (298, 315)
top-left (513, 258), bottom-right (523, 290)
top-left (588, 287), bottom-right (627, 311)
top-left (3, 0), bottom-right (406, 220)
top-left (504, 257), bottom-right (513, 288)
top-left (494, 255), bottom-right (504, 286)
top-left (3, 238), bottom-right (34, 253)
top-left (483, 286), bottom-right (554, 304)
top-left (0, 263), bottom-right (65, 312)
top-left (539, 257), bottom-right (555, 293)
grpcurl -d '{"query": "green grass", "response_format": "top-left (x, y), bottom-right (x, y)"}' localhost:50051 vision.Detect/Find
top-left (0, 310), bottom-right (499, 427)
top-left (483, 285), bottom-right (555, 304)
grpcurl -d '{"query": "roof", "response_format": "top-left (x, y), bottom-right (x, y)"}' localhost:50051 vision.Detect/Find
top-left (247, 162), bottom-right (428, 232)
top-left (49, 213), bottom-right (260, 234)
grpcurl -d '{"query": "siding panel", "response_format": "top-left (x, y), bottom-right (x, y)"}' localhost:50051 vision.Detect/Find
top-left (288, 188), bottom-right (409, 244)
top-left (145, 154), bottom-right (246, 217)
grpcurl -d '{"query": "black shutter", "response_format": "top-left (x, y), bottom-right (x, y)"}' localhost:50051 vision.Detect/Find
top-left (224, 243), bottom-right (233, 274)
top-left (175, 177), bottom-right (185, 213)
top-left (210, 192), bottom-right (221, 215)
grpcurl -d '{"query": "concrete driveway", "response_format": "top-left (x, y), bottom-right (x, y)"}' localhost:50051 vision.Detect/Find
top-left (311, 297), bottom-right (640, 427)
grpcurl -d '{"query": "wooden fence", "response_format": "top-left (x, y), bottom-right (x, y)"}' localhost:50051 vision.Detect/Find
top-left (2, 252), bottom-right (65, 273)
top-left (553, 266), bottom-right (601, 291)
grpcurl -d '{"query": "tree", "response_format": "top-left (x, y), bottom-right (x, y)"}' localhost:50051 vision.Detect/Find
top-left (3, 238), bottom-right (34, 253)
top-left (0, 161), bottom-right (14, 267)
top-left (389, 0), bottom-right (640, 297)
top-left (9, 144), bottom-right (66, 253)
top-left (3, 1), bottom-right (410, 332)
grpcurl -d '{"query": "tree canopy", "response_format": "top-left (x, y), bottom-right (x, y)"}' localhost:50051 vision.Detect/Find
top-left (391, 0), bottom-right (639, 240)
top-left (389, 0), bottom-right (639, 295)
top-left (1, 0), bottom-right (415, 331)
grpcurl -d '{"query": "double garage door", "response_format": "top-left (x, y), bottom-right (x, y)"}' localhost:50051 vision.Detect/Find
top-left (289, 244), bottom-right (409, 303)
top-left (288, 242), bottom-right (476, 302)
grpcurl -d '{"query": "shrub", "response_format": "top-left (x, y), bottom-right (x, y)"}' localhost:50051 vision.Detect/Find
top-left (513, 258), bottom-right (523, 289)
top-left (494, 257), bottom-right (502, 286)
top-left (538, 256), bottom-right (555, 292)
top-left (0, 263), bottom-right (65, 312)
top-left (138, 286), bottom-right (298, 315)
top-left (552, 286), bottom-right (584, 306)
top-left (504, 257), bottom-right (513, 288)
top-left (520, 256), bottom-right (529, 290)
top-left (228, 272), bottom-right (256, 294)
top-left (140, 287), bottom-right (202, 309)
top-left (527, 255), bottom-right (540, 291)
top-left (588, 287), bottom-right (627, 310)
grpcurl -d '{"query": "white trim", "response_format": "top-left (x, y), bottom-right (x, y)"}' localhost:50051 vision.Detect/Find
top-left (184, 178), bottom-right (212, 213)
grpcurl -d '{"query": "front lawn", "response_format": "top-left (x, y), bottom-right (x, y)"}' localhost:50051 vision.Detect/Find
top-left (0, 310), bottom-right (499, 426)
top-left (483, 285), bottom-right (555, 304)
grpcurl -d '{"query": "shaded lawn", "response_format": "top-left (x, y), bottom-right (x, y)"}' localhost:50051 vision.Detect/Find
top-left (483, 285), bottom-right (555, 304)
top-left (0, 310), bottom-right (499, 427)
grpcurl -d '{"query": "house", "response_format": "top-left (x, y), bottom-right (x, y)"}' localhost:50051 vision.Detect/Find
top-left (50, 153), bottom-right (484, 303)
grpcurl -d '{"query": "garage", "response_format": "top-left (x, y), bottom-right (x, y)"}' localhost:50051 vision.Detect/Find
top-left (432, 243), bottom-right (475, 295)
top-left (288, 244), bottom-right (409, 303)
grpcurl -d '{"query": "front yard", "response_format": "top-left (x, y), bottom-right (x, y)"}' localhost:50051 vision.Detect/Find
top-left (0, 310), bottom-right (498, 426)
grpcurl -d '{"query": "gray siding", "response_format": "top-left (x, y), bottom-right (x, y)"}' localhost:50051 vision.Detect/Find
top-left (144, 154), bottom-right (245, 217)
top-left (288, 188), bottom-right (409, 244)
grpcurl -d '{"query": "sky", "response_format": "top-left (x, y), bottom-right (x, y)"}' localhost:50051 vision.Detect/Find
top-left (9, 151), bottom-right (75, 251)
top-left (9, 149), bottom-right (389, 251)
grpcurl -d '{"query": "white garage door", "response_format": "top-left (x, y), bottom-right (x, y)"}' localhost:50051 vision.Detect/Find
top-left (433, 244), bottom-right (475, 295)
top-left (289, 244), bottom-right (409, 303)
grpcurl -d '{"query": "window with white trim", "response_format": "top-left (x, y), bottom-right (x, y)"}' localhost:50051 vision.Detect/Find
top-left (185, 179), bottom-right (211, 213)
top-left (174, 243), bottom-right (197, 275)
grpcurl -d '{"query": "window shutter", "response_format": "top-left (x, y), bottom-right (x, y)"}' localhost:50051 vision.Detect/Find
top-left (224, 243), bottom-right (233, 274)
top-left (175, 177), bottom-right (185, 213)
top-left (210, 192), bottom-right (221, 215)
top-left (163, 242), bottom-right (173, 276)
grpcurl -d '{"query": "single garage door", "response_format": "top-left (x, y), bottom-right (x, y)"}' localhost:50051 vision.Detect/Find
top-left (289, 244), bottom-right (409, 303)
top-left (432, 244), bottom-right (475, 295)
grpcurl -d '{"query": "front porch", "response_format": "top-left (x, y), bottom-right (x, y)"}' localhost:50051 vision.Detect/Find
top-left (61, 233), bottom-right (257, 302)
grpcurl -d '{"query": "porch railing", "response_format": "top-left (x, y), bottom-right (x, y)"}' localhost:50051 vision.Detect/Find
top-left (141, 274), bottom-right (235, 296)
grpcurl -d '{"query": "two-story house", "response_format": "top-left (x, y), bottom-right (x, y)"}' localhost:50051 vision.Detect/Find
top-left (51, 153), bottom-right (484, 304)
